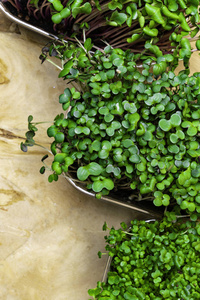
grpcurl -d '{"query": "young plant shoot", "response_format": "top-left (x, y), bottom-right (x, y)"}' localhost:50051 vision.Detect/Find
top-left (88, 213), bottom-right (200, 299)
top-left (22, 41), bottom-right (200, 216)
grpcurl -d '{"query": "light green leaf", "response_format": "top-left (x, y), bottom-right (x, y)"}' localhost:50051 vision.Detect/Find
top-left (77, 166), bottom-right (90, 181)
top-left (88, 162), bottom-right (104, 176)
top-left (145, 4), bottom-right (165, 25)
top-left (59, 60), bottom-right (74, 78)
top-left (110, 11), bottom-right (127, 25)
top-left (170, 113), bottom-right (181, 126)
top-left (159, 119), bottom-right (171, 131)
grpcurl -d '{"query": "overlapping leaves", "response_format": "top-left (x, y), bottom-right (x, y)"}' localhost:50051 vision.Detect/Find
top-left (45, 45), bottom-right (200, 214)
top-left (45, 0), bottom-right (200, 60)
top-left (89, 216), bottom-right (200, 299)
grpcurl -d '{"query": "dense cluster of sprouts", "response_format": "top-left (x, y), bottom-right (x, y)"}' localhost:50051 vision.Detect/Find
top-left (3, 0), bottom-right (200, 54)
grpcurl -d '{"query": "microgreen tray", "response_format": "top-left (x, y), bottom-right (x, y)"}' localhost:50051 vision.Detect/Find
top-left (65, 175), bottom-right (163, 218)
top-left (0, 1), bottom-right (58, 40)
top-left (0, 1), bottom-right (163, 219)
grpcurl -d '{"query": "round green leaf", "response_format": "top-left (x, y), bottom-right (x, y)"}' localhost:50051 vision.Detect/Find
top-left (103, 178), bottom-right (114, 190)
top-left (153, 198), bottom-right (163, 206)
top-left (111, 121), bottom-right (121, 130)
top-left (191, 167), bottom-right (200, 178)
top-left (192, 111), bottom-right (200, 119)
top-left (59, 88), bottom-right (71, 104)
top-left (176, 130), bottom-right (185, 140)
top-left (106, 165), bottom-right (114, 173)
top-left (92, 180), bottom-right (104, 192)
top-left (103, 62), bottom-right (112, 69)
top-left (54, 153), bottom-right (67, 163)
top-left (106, 127), bottom-right (115, 136)
top-left (187, 202), bottom-right (196, 212)
top-left (170, 114), bottom-right (181, 126)
top-left (113, 58), bottom-right (124, 67)
top-left (113, 167), bottom-right (121, 176)
top-left (170, 133), bottom-right (178, 144)
top-left (99, 106), bottom-right (109, 115)
top-left (104, 114), bottom-right (114, 122)
top-left (88, 162), bottom-right (104, 176)
top-left (145, 4), bottom-right (165, 25)
top-left (55, 132), bottom-right (65, 143)
top-left (187, 126), bottom-right (197, 136)
top-left (159, 119), bottom-right (171, 131)
top-left (82, 127), bottom-right (90, 135)
top-left (52, 13), bottom-right (62, 24)
top-left (136, 163), bottom-right (146, 172)
top-left (195, 195), bottom-right (200, 204)
top-left (91, 140), bottom-right (101, 151)
top-left (59, 60), bottom-right (74, 78)
top-left (99, 149), bottom-right (109, 159)
top-left (168, 145), bottom-right (179, 154)
top-left (129, 154), bottom-right (141, 163)
top-left (102, 141), bottom-right (112, 150)
top-left (122, 120), bottom-right (129, 129)
top-left (110, 11), bottom-right (127, 25)
top-left (182, 160), bottom-right (190, 168)
top-left (122, 139), bottom-right (134, 148)
top-left (52, 161), bottom-right (62, 175)
top-left (73, 110), bottom-right (82, 118)
top-left (47, 125), bottom-right (58, 137)
top-left (126, 164), bottom-right (134, 174)
top-left (117, 65), bottom-right (127, 74)
top-left (162, 194), bottom-right (170, 206)
top-left (77, 166), bottom-right (89, 181)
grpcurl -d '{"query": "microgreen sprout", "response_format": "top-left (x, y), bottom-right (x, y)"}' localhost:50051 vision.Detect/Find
top-left (20, 115), bottom-right (52, 154)
top-left (22, 41), bottom-right (200, 215)
top-left (89, 213), bottom-right (200, 299)
top-left (3, 0), bottom-right (200, 61)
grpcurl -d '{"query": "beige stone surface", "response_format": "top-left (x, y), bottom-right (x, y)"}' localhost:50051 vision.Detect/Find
top-left (0, 12), bottom-right (148, 300)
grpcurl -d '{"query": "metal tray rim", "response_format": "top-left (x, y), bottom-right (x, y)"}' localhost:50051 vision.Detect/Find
top-left (64, 175), bottom-right (163, 218)
top-left (0, 0), bottom-right (163, 219)
top-left (0, 1), bottom-right (59, 40)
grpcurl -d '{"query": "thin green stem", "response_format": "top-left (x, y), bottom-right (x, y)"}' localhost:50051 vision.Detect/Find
top-left (46, 58), bottom-right (63, 70)
top-left (32, 142), bottom-right (52, 155)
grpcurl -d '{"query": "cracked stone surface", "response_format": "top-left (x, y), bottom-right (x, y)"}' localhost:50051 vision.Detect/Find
top-left (0, 11), bottom-right (146, 300)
